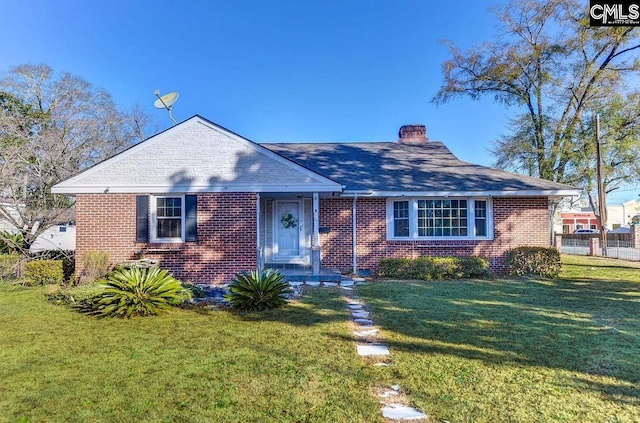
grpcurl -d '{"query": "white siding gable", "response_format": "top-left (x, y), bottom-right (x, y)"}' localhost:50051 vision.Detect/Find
top-left (52, 116), bottom-right (342, 194)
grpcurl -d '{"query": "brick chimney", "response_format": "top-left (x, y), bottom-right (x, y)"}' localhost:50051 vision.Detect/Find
top-left (398, 124), bottom-right (428, 143)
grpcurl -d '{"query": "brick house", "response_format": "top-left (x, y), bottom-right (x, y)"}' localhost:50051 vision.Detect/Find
top-left (52, 116), bottom-right (580, 284)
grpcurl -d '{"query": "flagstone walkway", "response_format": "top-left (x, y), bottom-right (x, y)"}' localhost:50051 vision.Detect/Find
top-left (291, 278), bottom-right (429, 422)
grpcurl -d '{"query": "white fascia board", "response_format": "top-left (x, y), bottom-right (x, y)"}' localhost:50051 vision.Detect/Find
top-left (51, 184), bottom-right (343, 194)
top-left (341, 189), bottom-right (582, 197)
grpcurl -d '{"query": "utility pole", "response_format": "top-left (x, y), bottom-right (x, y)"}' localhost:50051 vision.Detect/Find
top-left (596, 114), bottom-right (607, 256)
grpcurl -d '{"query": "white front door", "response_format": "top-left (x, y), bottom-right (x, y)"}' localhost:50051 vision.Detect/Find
top-left (274, 200), bottom-right (303, 260)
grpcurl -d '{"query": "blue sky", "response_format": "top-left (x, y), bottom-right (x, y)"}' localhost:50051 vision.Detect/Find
top-left (1, 0), bottom-right (637, 203)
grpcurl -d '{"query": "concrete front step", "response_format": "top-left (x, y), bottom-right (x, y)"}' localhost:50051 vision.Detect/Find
top-left (288, 281), bottom-right (356, 287)
top-left (280, 271), bottom-right (343, 282)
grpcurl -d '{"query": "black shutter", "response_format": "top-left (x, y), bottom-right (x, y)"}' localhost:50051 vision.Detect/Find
top-left (185, 195), bottom-right (197, 242)
top-left (136, 195), bottom-right (149, 242)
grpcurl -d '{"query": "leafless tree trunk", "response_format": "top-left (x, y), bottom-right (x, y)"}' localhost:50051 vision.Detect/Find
top-left (0, 64), bottom-right (156, 254)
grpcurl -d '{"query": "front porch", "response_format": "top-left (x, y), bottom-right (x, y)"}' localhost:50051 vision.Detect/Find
top-left (258, 192), bottom-right (326, 275)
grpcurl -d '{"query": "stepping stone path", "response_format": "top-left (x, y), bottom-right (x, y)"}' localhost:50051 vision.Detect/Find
top-left (357, 344), bottom-right (390, 356)
top-left (284, 276), bottom-right (428, 420)
top-left (342, 287), bottom-right (428, 421)
top-left (382, 405), bottom-right (428, 420)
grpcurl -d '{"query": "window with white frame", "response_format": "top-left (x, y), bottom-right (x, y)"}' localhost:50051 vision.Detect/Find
top-left (387, 198), bottom-right (492, 240)
top-left (152, 196), bottom-right (184, 241)
top-left (393, 200), bottom-right (410, 237)
top-left (417, 199), bottom-right (468, 237)
top-left (474, 200), bottom-right (487, 237)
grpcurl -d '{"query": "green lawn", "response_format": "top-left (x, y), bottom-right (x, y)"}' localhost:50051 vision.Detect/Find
top-left (359, 255), bottom-right (640, 422)
top-left (3, 255), bottom-right (639, 423)
top-left (0, 285), bottom-right (382, 423)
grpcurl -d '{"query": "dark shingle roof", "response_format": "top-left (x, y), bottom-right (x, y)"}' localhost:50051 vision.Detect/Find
top-left (261, 141), bottom-right (578, 193)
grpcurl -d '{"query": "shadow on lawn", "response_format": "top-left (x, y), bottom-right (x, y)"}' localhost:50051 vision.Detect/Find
top-left (236, 287), bottom-right (351, 327)
top-left (357, 278), bottom-right (640, 404)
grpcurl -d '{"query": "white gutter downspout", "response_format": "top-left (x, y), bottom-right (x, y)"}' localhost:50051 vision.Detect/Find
top-left (256, 193), bottom-right (262, 271)
top-left (352, 194), bottom-right (358, 275)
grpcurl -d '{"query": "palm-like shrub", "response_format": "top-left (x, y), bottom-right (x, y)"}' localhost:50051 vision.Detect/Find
top-left (0, 231), bottom-right (25, 254)
top-left (85, 267), bottom-right (192, 318)
top-left (225, 269), bottom-right (290, 311)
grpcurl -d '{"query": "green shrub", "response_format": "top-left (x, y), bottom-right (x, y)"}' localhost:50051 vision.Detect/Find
top-left (225, 269), bottom-right (290, 311)
top-left (80, 250), bottom-right (110, 284)
top-left (378, 258), bottom-right (413, 278)
top-left (82, 267), bottom-right (192, 318)
top-left (505, 246), bottom-right (561, 278)
top-left (458, 256), bottom-right (490, 278)
top-left (23, 260), bottom-right (64, 285)
top-left (30, 250), bottom-right (75, 282)
top-left (378, 256), bottom-right (490, 280)
top-left (410, 257), bottom-right (433, 279)
top-left (0, 254), bottom-right (21, 279)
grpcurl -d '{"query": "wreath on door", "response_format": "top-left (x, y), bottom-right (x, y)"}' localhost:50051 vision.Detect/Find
top-left (281, 212), bottom-right (298, 229)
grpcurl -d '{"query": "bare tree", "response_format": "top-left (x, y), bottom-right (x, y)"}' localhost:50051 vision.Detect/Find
top-left (433, 0), bottom-right (640, 242)
top-left (434, 0), bottom-right (640, 185)
top-left (0, 64), bottom-right (156, 253)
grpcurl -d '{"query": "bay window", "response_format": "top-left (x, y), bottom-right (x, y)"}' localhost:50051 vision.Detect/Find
top-left (387, 198), bottom-right (492, 240)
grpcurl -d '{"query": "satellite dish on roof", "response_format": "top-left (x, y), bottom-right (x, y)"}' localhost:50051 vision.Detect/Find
top-left (153, 90), bottom-right (179, 125)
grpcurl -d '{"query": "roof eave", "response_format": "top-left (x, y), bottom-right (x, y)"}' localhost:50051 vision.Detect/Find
top-left (51, 183), bottom-right (343, 194)
top-left (340, 189), bottom-right (582, 197)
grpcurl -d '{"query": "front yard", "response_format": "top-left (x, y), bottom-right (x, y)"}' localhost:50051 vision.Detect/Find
top-left (1, 254), bottom-right (639, 422)
top-left (0, 287), bottom-right (381, 422)
top-left (359, 255), bottom-right (640, 422)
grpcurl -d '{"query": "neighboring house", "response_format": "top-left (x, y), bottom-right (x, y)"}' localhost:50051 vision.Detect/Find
top-left (560, 211), bottom-right (601, 233)
top-left (0, 203), bottom-right (76, 252)
top-left (51, 116), bottom-right (580, 284)
top-left (29, 224), bottom-right (76, 251)
top-left (558, 199), bottom-right (640, 233)
top-left (608, 199), bottom-right (640, 228)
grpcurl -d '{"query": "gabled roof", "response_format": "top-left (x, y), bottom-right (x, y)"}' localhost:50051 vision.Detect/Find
top-left (51, 114), bottom-right (579, 197)
top-left (51, 116), bottom-right (342, 194)
top-left (262, 141), bottom-right (580, 197)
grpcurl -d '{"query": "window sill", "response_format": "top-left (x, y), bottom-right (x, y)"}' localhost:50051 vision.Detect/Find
top-left (144, 243), bottom-right (185, 252)
top-left (387, 239), bottom-right (493, 244)
top-left (146, 248), bottom-right (182, 252)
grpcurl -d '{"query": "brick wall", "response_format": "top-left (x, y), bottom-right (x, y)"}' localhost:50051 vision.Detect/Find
top-left (319, 197), bottom-right (550, 273)
top-left (318, 198), bottom-right (354, 269)
top-left (75, 193), bottom-right (257, 284)
top-left (77, 194), bottom-right (549, 281)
